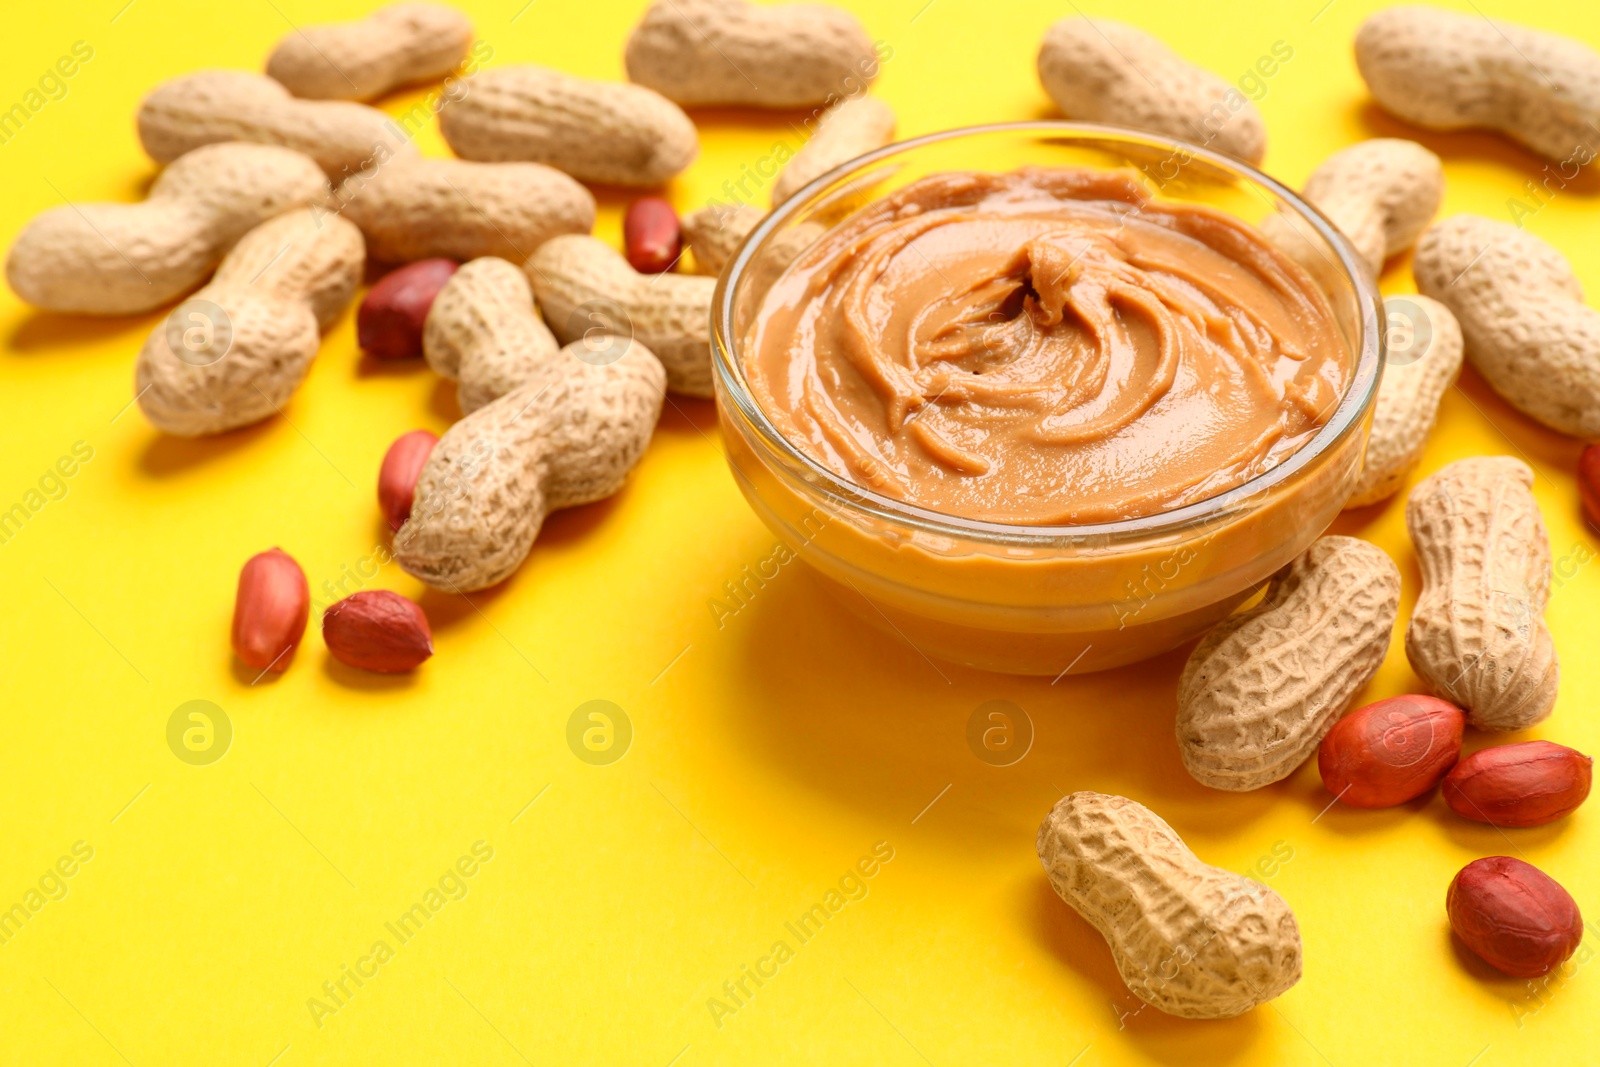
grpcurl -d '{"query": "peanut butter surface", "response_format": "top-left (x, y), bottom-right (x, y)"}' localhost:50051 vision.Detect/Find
top-left (743, 169), bottom-right (1349, 525)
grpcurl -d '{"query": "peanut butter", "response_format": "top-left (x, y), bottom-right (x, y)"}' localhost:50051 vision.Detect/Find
top-left (743, 168), bottom-right (1349, 525)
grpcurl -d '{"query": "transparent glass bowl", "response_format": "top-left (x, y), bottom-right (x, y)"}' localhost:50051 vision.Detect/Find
top-left (711, 122), bottom-right (1383, 676)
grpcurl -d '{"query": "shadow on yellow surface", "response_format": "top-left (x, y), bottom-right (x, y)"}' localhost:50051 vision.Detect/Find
top-left (1026, 878), bottom-right (1269, 1060)
top-left (1357, 102), bottom-right (1600, 198)
top-left (138, 421), bottom-right (276, 477)
top-left (8, 308), bottom-right (157, 354)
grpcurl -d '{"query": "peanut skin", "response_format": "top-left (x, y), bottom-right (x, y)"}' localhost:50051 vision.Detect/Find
top-left (6, 143), bottom-right (327, 316)
top-left (1405, 457), bottom-right (1558, 731)
top-left (438, 65), bottom-right (697, 187)
top-left (1038, 792), bottom-right (1302, 1019)
top-left (1177, 536), bottom-right (1401, 791)
top-left (624, 0), bottom-right (881, 109)
top-left (359, 259), bottom-right (459, 360)
top-left (1317, 695), bottom-right (1465, 807)
top-left (135, 208), bottom-right (366, 436)
top-left (232, 547), bottom-right (310, 673)
top-left (266, 2), bottom-right (473, 102)
top-left (378, 429), bottom-right (440, 531)
top-left (138, 70), bottom-right (416, 180)
top-left (1442, 741), bottom-right (1592, 827)
top-left (1448, 857), bottom-right (1583, 977)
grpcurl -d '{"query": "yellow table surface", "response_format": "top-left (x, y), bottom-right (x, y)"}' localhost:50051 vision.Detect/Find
top-left (2, 1), bottom-right (1597, 1063)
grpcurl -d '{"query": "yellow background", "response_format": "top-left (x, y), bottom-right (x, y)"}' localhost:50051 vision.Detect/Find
top-left (1, 0), bottom-right (1596, 1063)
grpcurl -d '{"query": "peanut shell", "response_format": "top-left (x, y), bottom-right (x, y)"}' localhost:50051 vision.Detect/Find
top-left (624, 0), bottom-right (880, 108)
top-left (437, 64), bottom-right (697, 187)
top-left (266, 2), bottom-right (473, 101)
top-left (1414, 214), bottom-right (1600, 438)
top-left (394, 337), bottom-right (666, 591)
top-left (527, 234), bottom-right (715, 397)
top-left (1177, 536), bottom-right (1401, 791)
top-left (335, 157), bottom-right (594, 264)
top-left (1405, 457), bottom-right (1558, 731)
top-left (424, 257), bottom-right (560, 414)
top-left (1037, 791), bottom-right (1302, 1019)
top-left (138, 69), bottom-right (416, 180)
top-left (135, 208), bottom-right (365, 436)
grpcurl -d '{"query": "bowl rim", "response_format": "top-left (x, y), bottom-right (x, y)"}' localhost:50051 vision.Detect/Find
top-left (710, 120), bottom-right (1384, 548)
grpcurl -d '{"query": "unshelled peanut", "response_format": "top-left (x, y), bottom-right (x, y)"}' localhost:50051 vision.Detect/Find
top-left (682, 203), bottom-right (764, 277)
top-left (1405, 457), bottom-right (1558, 731)
top-left (527, 235), bottom-right (715, 397)
top-left (1356, 6), bottom-right (1600, 162)
top-left (6, 143), bottom-right (327, 316)
top-left (135, 208), bottom-right (366, 436)
top-left (1177, 536), bottom-right (1400, 791)
top-left (395, 337), bottom-right (666, 591)
top-left (138, 70), bottom-right (415, 179)
top-left (438, 65), bottom-right (697, 186)
top-left (1346, 295), bottom-right (1462, 508)
top-left (771, 95), bottom-right (895, 205)
top-left (1414, 214), bottom-right (1600, 438)
top-left (1300, 139), bottom-right (1444, 274)
top-left (335, 157), bottom-right (594, 264)
top-left (624, 0), bottom-right (881, 108)
top-left (423, 257), bottom-right (559, 414)
top-left (1038, 792), bottom-right (1301, 1019)
top-left (1037, 17), bottom-right (1266, 163)
top-left (266, 2), bottom-right (473, 101)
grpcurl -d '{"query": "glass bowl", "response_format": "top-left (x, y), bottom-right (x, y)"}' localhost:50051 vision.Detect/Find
top-left (710, 122), bottom-right (1383, 676)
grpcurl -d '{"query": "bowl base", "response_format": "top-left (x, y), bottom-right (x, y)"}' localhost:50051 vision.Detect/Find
top-left (806, 563), bottom-right (1263, 676)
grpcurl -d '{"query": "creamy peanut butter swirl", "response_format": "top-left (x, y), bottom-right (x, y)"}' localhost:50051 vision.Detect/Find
top-left (744, 168), bottom-right (1350, 525)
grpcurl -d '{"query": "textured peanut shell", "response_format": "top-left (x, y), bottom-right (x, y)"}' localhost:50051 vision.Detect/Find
top-left (335, 157), bottom-right (594, 264)
top-left (135, 209), bottom-right (365, 436)
top-left (1177, 536), bottom-right (1400, 791)
top-left (1037, 17), bottom-right (1266, 164)
top-left (394, 337), bottom-right (666, 591)
top-left (1413, 214), bottom-right (1600, 438)
top-left (266, 2), bottom-right (473, 101)
top-left (1355, 6), bottom-right (1600, 162)
top-left (138, 70), bottom-right (416, 180)
top-left (1406, 457), bottom-right (1558, 731)
top-left (6, 143), bottom-right (327, 316)
top-left (1302, 139), bottom-right (1444, 273)
top-left (1346, 295), bottom-right (1463, 508)
top-left (424, 257), bottom-right (558, 415)
top-left (438, 65), bottom-right (697, 187)
top-left (527, 234), bottom-right (714, 397)
top-left (771, 96), bottom-right (896, 205)
top-left (683, 203), bottom-right (764, 277)
top-left (1037, 792), bottom-right (1302, 1019)
top-left (623, 0), bottom-right (879, 109)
